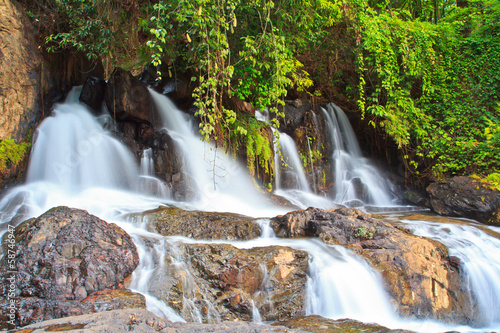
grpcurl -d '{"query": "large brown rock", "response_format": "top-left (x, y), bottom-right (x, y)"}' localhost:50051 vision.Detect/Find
top-left (0, 207), bottom-right (143, 328)
top-left (145, 240), bottom-right (308, 323)
top-left (271, 207), bottom-right (473, 324)
top-left (105, 67), bottom-right (157, 126)
top-left (427, 176), bottom-right (500, 226)
top-left (127, 207), bottom-right (261, 240)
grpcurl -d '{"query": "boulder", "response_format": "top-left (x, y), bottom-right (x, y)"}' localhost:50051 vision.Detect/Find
top-left (14, 308), bottom-right (308, 333)
top-left (144, 240), bottom-right (308, 323)
top-left (79, 76), bottom-right (106, 115)
top-left (0, 207), bottom-right (143, 328)
top-left (105, 67), bottom-right (158, 127)
top-left (127, 207), bottom-right (261, 240)
top-left (271, 207), bottom-right (473, 324)
top-left (427, 176), bottom-right (500, 226)
top-left (276, 100), bottom-right (311, 137)
top-left (276, 315), bottom-right (415, 333)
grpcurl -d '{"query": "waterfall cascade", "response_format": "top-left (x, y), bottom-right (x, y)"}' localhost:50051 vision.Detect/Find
top-left (321, 103), bottom-right (394, 207)
top-left (0, 88), bottom-right (498, 333)
top-left (403, 219), bottom-right (500, 327)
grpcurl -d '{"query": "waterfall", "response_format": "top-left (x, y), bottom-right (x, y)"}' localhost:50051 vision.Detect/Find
top-left (140, 148), bottom-right (155, 176)
top-left (321, 103), bottom-right (394, 207)
top-left (254, 110), bottom-right (335, 209)
top-left (138, 148), bottom-right (171, 199)
top-left (277, 133), bottom-right (311, 192)
top-left (0, 86), bottom-right (499, 333)
top-left (148, 90), bottom-right (287, 218)
top-left (402, 219), bottom-right (500, 328)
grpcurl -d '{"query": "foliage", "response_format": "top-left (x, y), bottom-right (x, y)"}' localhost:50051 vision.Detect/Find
top-left (229, 114), bottom-right (274, 180)
top-left (0, 139), bottom-right (30, 171)
top-left (352, 0), bottom-right (500, 178)
top-left (34, 0), bottom-right (500, 181)
top-left (354, 227), bottom-right (374, 239)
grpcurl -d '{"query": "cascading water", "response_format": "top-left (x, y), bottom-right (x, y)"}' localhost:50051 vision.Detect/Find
top-left (0, 91), bottom-right (170, 227)
top-left (255, 110), bottom-right (335, 209)
top-left (401, 218), bottom-right (500, 328)
top-left (0, 86), bottom-right (498, 333)
top-left (321, 103), bottom-right (394, 207)
top-left (148, 90), bottom-right (287, 217)
top-left (138, 148), bottom-right (171, 199)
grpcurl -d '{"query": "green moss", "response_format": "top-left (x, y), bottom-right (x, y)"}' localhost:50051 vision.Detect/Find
top-left (0, 138), bottom-right (30, 172)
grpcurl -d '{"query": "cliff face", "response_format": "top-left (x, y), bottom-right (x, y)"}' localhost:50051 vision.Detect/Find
top-left (0, 0), bottom-right (41, 143)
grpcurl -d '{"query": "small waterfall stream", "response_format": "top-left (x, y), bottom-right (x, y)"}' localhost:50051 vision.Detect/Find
top-left (321, 103), bottom-right (394, 207)
top-left (402, 218), bottom-right (500, 328)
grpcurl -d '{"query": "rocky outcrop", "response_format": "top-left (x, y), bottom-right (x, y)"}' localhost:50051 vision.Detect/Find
top-left (105, 67), bottom-right (157, 126)
top-left (271, 207), bottom-right (473, 324)
top-left (427, 176), bottom-right (500, 226)
top-left (14, 308), bottom-right (308, 333)
top-left (128, 206), bottom-right (261, 240)
top-left (0, 207), bottom-right (143, 329)
top-left (276, 100), bottom-right (311, 137)
top-left (79, 76), bottom-right (107, 115)
top-left (145, 241), bottom-right (308, 323)
top-left (0, 0), bottom-right (40, 143)
top-left (276, 315), bottom-right (414, 333)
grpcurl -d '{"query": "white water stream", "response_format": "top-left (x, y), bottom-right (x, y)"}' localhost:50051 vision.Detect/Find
top-left (0, 88), bottom-right (498, 332)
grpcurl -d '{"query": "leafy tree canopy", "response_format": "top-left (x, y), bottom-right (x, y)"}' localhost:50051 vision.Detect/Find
top-left (30, 0), bottom-right (500, 181)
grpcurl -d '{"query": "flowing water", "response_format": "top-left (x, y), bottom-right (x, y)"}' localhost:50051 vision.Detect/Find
top-left (321, 103), bottom-right (395, 207)
top-left (401, 217), bottom-right (500, 328)
top-left (0, 89), bottom-right (498, 332)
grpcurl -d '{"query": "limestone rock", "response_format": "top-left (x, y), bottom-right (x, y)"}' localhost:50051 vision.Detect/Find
top-left (271, 207), bottom-right (473, 324)
top-left (427, 176), bottom-right (500, 226)
top-left (0, 207), bottom-right (142, 328)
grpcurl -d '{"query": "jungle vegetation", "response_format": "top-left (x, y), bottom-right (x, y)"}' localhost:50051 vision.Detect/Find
top-left (20, 0), bottom-right (500, 182)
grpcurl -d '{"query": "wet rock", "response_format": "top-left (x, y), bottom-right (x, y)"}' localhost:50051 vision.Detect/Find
top-left (427, 176), bottom-right (500, 226)
top-left (79, 76), bottom-right (106, 115)
top-left (271, 207), bottom-right (473, 324)
top-left (105, 67), bottom-right (158, 127)
top-left (14, 308), bottom-right (308, 333)
top-left (276, 315), bottom-right (415, 333)
top-left (0, 207), bottom-right (142, 328)
top-left (128, 206), bottom-right (261, 240)
top-left (276, 99), bottom-right (311, 137)
top-left (146, 241), bottom-right (308, 323)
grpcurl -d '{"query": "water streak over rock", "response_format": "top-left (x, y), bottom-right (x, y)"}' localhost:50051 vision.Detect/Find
top-left (146, 241), bottom-right (308, 323)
